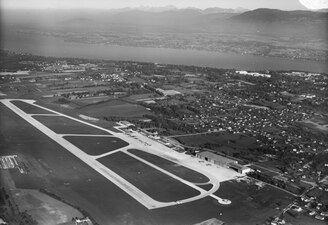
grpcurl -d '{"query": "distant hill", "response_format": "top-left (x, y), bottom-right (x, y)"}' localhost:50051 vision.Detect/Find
top-left (202, 7), bottom-right (248, 14)
top-left (2, 7), bottom-right (327, 62)
top-left (227, 8), bottom-right (328, 37)
top-left (55, 8), bottom-right (236, 30)
top-left (58, 18), bottom-right (94, 25)
top-left (52, 8), bottom-right (328, 38)
top-left (230, 8), bottom-right (328, 24)
top-left (4, 7), bottom-right (327, 39)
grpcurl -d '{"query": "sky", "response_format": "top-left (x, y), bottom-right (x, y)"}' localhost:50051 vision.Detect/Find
top-left (0, 0), bottom-right (310, 10)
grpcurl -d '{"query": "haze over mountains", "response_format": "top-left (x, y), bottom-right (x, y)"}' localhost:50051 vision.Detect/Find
top-left (4, 7), bottom-right (327, 36)
top-left (2, 7), bottom-right (326, 22)
top-left (2, 7), bottom-right (327, 61)
top-left (53, 7), bottom-right (327, 39)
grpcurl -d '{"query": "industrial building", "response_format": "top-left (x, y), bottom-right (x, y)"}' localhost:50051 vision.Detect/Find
top-left (228, 162), bottom-right (252, 174)
top-left (155, 88), bottom-right (182, 96)
top-left (196, 151), bottom-right (251, 174)
top-left (196, 151), bottom-right (237, 167)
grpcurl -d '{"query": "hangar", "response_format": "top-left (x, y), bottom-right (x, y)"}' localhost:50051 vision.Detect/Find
top-left (228, 162), bottom-right (252, 175)
top-left (196, 151), bottom-right (251, 174)
top-left (196, 151), bottom-right (237, 167)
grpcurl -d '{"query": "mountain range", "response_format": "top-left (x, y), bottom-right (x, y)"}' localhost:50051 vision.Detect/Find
top-left (51, 8), bottom-right (327, 37)
top-left (2, 7), bottom-right (327, 62)
top-left (2, 7), bottom-right (327, 42)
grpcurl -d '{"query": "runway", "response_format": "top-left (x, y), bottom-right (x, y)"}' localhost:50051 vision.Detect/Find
top-left (1, 99), bottom-right (237, 209)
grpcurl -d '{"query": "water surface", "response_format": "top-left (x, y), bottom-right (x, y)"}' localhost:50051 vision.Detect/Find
top-left (2, 31), bottom-right (327, 73)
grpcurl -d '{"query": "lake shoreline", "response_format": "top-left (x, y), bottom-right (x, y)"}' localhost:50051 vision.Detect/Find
top-left (2, 31), bottom-right (327, 74)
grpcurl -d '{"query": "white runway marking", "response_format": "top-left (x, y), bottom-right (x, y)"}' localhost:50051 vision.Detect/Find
top-left (29, 114), bottom-right (60, 116)
top-left (61, 134), bottom-right (114, 137)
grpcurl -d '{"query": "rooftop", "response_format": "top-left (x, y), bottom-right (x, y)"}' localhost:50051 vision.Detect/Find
top-left (197, 151), bottom-right (237, 164)
top-left (228, 162), bottom-right (250, 171)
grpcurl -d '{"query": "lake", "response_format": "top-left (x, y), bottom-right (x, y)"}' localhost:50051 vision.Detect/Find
top-left (2, 31), bottom-right (327, 73)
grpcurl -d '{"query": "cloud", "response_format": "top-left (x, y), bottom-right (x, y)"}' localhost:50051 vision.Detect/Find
top-left (299, 0), bottom-right (328, 10)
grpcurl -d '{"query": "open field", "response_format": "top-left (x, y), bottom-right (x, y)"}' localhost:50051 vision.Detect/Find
top-left (71, 96), bottom-right (113, 105)
top-left (77, 99), bottom-right (152, 118)
top-left (19, 72), bottom-right (75, 79)
top-left (12, 100), bottom-right (55, 114)
top-left (212, 178), bottom-right (295, 225)
top-left (32, 100), bottom-right (122, 133)
top-left (123, 93), bottom-right (157, 102)
top-left (12, 189), bottom-right (83, 225)
top-left (98, 151), bottom-right (200, 202)
top-left (128, 149), bottom-right (210, 184)
top-left (161, 84), bottom-right (204, 95)
top-left (176, 132), bottom-right (257, 147)
top-left (0, 91), bottom-right (7, 96)
top-left (175, 132), bottom-right (259, 156)
top-left (46, 83), bottom-right (109, 92)
top-left (33, 115), bottom-right (110, 135)
top-left (64, 136), bottom-right (129, 156)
